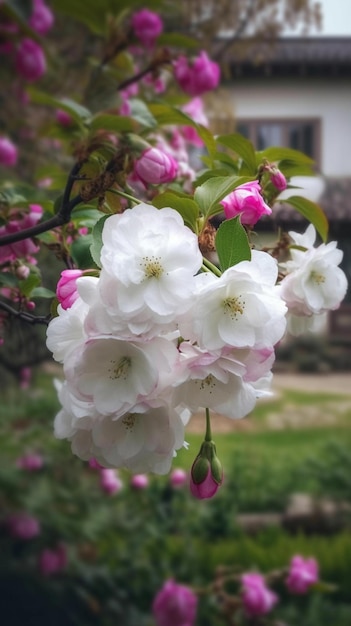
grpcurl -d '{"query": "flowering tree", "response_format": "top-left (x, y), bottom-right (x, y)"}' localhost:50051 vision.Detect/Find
top-left (0, 0), bottom-right (347, 505)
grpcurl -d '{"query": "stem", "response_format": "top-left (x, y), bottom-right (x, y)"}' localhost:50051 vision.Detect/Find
top-left (205, 407), bottom-right (212, 442)
top-left (0, 300), bottom-right (50, 325)
top-left (107, 187), bottom-right (143, 206)
top-left (202, 256), bottom-right (222, 277)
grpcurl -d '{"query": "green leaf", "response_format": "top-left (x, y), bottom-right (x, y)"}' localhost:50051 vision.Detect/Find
top-left (259, 146), bottom-right (315, 165)
top-left (28, 89), bottom-right (91, 124)
top-left (89, 114), bottom-right (135, 133)
top-left (217, 134), bottom-right (257, 174)
top-left (129, 99), bottom-right (157, 129)
top-left (71, 206), bottom-right (103, 228)
top-left (52, 0), bottom-right (108, 34)
top-left (90, 215), bottom-right (110, 268)
top-left (31, 287), bottom-right (56, 299)
top-left (157, 33), bottom-right (199, 49)
top-left (215, 217), bottom-right (251, 271)
top-left (282, 195), bottom-right (329, 242)
top-left (71, 235), bottom-right (96, 269)
top-left (152, 192), bottom-right (199, 232)
top-left (196, 125), bottom-right (217, 160)
top-left (19, 273), bottom-right (41, 298)
top-left (148, 103), bottom-right (195, 128)
top-left (0, 273), bottom-right (17, 288)
top-left (194, 175), bottom-right (251, 219)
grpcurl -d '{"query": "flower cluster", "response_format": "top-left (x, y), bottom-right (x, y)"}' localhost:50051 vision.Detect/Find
top-left (46, 202), bottom-right (290, 476)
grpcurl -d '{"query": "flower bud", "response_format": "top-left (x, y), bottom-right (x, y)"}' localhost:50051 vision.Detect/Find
top-left (56, 269), bottom-right (84, 310)
top-left (241, 572), bottom-right (278, 617)
top-left (220, 180), bottom-right (272, 226)
top-left (170, 468), bottom-right (188, 488)
top-left (100, 468), bottom-right (123, 495)
top-left (130, 473), bottom-right (149, 490)
top-left (286, 555), bottom-right (319, 594)
top-left (16, 265), bottom-right (30, 280)
top-left (131, 9), bottom-right (163, 47)
top-left (270, 167), bottom-right (287, 191)
top-left (134, 147), bottom-right (178, 185)
top-left (15, 38), bottom-right (46, 82)
top-left (29, 0), bottom-right (54, 35)
top-left (153, 579), bottom-right (198, 626)
top-left (190, 440), bottom-right (223, 499)
top-left (0, 137), bottom-right (18, 167)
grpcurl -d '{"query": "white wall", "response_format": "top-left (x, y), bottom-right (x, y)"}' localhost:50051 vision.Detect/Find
top-left (225, 80), bottom-right (351, 177)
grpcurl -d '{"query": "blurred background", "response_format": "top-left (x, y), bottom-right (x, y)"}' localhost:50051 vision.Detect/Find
top-left (1, 1), bottom-right (351, 624)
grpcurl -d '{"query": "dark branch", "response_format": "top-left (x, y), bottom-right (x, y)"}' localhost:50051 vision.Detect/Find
top-left (212, 0), bottom-right (258, 61)
top-left (0, 300), bottom-right (51, 325)
top-left (0, 162), bottom-right (83, 247)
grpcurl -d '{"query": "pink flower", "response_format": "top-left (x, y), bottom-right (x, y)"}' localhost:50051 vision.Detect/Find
top-left (38, 543), bottom-right (67, 576)
top-left (56, 269), bottom-right (84, 310)
top-left (0, 205), bottom-right (43, 263)
top-left (29, 0), bottom-right (54, 35)
top-left (17, 452), bottom-right (43, 471)
top-left (15, 38), bottom-right (46, 82)
top-left (131, 9), bottom-right (163, 47)
top-left (220, 180), bottom-right (272, 226)
top-left (152, 579), bottom-right (198, 626)
top-left (134, 147), bottom-right (178, 185)
top-left (174, 51), bottom-right (220, 96)
top-left (130, 474), bottom-right (149, 490)
top-left (100, 469), bottom-right (123, 495)
top-left (170, 468), bottom-right (188, 488)
top-left (241, 572), bottom-right (278, 617)
top-left (181, 97), bottom-right (209, 147)
top-left (190, 440), bottom-right (223, 500)
top-left (88, 457), bottom-right (104, 470)
top-left (270, 167), bottom-right (287, 191)
top-left (286, 555), bottom-right (319, 594)
top-left (0, 137), bottom-right (18, 167)
top-left (56, 109), bottom-right (73, 126)
top-left (8, 512), bottom-right (41, 540)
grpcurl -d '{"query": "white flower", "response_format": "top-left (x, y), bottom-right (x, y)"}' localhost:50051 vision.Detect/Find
top-left (280, 225), bottom-right (348, 323)
top-left (46, 296), bottom-right (90, 363)
top-left (173, 343), bottom-right (274, 420)
top-left (97, 203), bottom-right (202, 337)
top-left (187, 251), bottom-right (287, 350)
top-left (63, 336), bottom-right (178, 417)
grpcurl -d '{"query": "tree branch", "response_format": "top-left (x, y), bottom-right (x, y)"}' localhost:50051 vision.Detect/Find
top-left (0, 162), bottom-right (83, 247)
top-left (0, 300), bottom-right (50, 325)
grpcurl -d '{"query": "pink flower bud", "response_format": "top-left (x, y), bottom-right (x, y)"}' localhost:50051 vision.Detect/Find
top-left (88, 457), bottom-right (104, 470)
top-left (190, 440), bottom-right (223, 500)
top-left (170, 468), bottom-right (188, 488)
top-left (134, 147), bottom-right (178, 185)
top-left (174, 51), bottom-right (220, 96)
top-left (8, 512), bottom-right (41, 540)
top-left (221, 180), bottom-right (272, 225)
top-left (38, 543), bottom-right (67, 576)
top-left (270, 167), bottom-right (287, 191)
top-left (16, 452), bottom-right (43, 471)
top-left (131, 9), bottom-right (163, 47)
top-left (152, 579), bottom-right (198, 626)
top-left (29, 0), bottom-right (54, 35)
top-left (241, 573), bottom-right (278, 617)
top-left (26, 300), bottom-right (36, 311)
top-left (56, 109), bottom-right (73, 126)
top-left (19, 366), bottom-right (32, 389)
top-left (0, 137), bottom-right (18, 167)
top-left (286, 555), bottom-right (319, 594)
top-left (130, 474), bottom-right (149, 490)
top-left (16, 265), bottom-right (30, 280)
top-left (15, 38), bottom-right (46, 82)
top-left (56, 269), bottom-right (84, 310)
top-left (181, 97), bottom-right (209, 147)
top-left (100, 469), bottom-right (123, 495)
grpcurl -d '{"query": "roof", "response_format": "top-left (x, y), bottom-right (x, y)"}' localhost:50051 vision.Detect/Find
top-left (224, 37), bottom-right (351, 78)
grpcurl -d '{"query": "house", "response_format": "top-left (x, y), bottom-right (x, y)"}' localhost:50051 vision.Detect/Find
top-left (208, 36), bottom-right (351, 342)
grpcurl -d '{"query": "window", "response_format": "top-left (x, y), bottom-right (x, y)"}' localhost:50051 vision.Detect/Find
top-left (235, 119), bottom-right (321, 167)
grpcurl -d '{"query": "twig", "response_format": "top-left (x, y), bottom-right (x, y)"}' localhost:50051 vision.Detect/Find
top-left (0, 300), bottom-right (50, 325)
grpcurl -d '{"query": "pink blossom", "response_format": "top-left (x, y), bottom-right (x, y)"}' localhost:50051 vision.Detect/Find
top-left (38, 543), bottom-right (67, 576)
top-left (286, 555), bottom-right (319, 594)
top-left (130, 474), bottom-right (149, 490)
top-left (190, 466), bottom-right (220, 499)
top-left (15, 38), bottom-right (46, 82)
top-left (241, 572), bottom-right (278, 617)
top-left (16, 265), bottom-right (30, 280)
top-left (152, 579), bottom-right (198, 626)
top-left (56, 269), bottom-right (84, 310)
top-left (170, 468), bottom-right (188, 488)
top-left (56, 109), bottom-right (73, 126)
top-left (100, 469), bottom-right (123, 495)
top-left (174, 51), bottom-right (220, 96)
top-left (131, 9), bottom-right (163, 47)
top-left (220, 180), bottom-right (272, 225)
top-left (8, 512), bottom-right (41, 540)
top-left (0, 205), bottom-right (43, 263)
top-left (16, 452), bottom-right (43, 471)
top-left (0, 137), bottom-right (18, 167)
top-left (134, 147), bottom-right (178, 185)
top-left (19, 366), bottom-right (32, 389)
top-left (270, 167), bottom-right (287, 191)
top-left (29, 0), bottom-right (54, 35)
top-left (89, 457), bottom-right (104, 470)
top-left (181, 97), bottom-right (209, 147)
